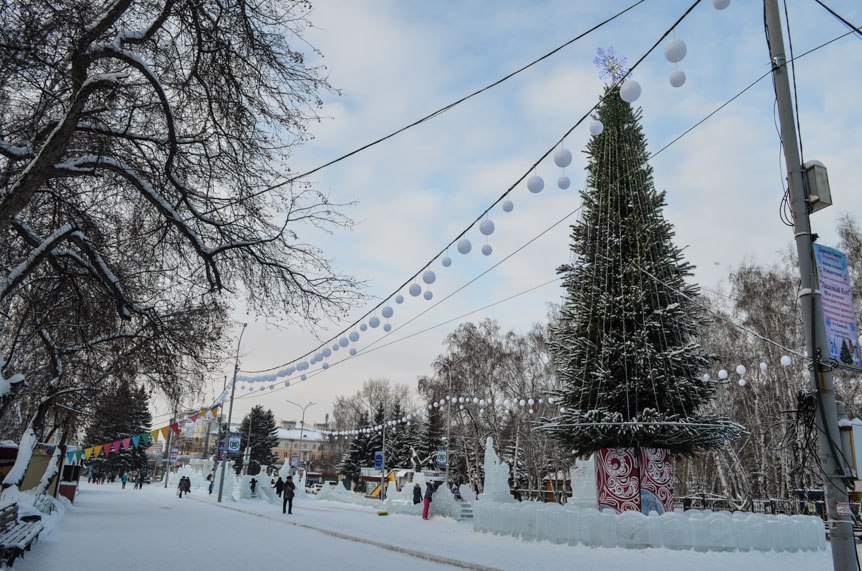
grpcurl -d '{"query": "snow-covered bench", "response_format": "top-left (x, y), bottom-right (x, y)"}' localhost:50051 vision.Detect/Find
top-left (0, 501), bottom-right (42, 567)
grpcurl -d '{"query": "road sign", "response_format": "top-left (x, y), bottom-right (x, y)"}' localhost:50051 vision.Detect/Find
top-left (169, 448), bottom-right (178, 464)
top-left (227, 434), bottom-right (241, 456)
top-left (436, 449), bottom-right (447, 468)
top-left (217, 440), bottom-right (225, 453)
top-left (374, 451), bottom-right (383, 470)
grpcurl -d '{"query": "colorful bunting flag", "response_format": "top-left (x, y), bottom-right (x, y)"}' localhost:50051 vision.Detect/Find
top-left (112, 440), bottom-right (121, 453)
top-left (76, 450), bottom-right (83, 462)
top-left (131, 435), bottom-right (140, 448)
top-left (141, 432), bottom-right (151, 445)
top-left (159, 427), bottom-right (169, 441)
top-left (84, 447), bottom-right (94, 460)
top-left (121, 438), bottom-right (131, 450)
top-left (93, 445), bottom-right (102, 457)
top-left (191, 413), bottom-right (199, 423)
top-left (66, 451), bottom-right (75, 464)
top-left (169, 423), bottom-right (180, 435)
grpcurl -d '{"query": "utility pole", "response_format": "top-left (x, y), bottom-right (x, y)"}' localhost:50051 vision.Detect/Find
top-left (764, 2), bottom-right (855, 569)
top-left (163, 409), bottom-right (176, 489)
top-left (381, 420), bottom-right (386, 501)
top-left (286, 400), bottom-right (316, 474)
top-left (218, 323), bottom-right (247, 503)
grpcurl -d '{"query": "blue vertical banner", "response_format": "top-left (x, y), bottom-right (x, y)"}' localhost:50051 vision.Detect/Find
top-left (227, 434), bottom-right (242, 456)
top-left (374, 451), bottom-right (383, 470)
top-left (813, 244), bottom-right (862, 368)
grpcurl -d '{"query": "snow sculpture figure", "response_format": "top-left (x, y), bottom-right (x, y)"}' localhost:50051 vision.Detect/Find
top-left (569, 455), bottom-right (597, 508)
top-left (478, 437), bottom-right (515, 503)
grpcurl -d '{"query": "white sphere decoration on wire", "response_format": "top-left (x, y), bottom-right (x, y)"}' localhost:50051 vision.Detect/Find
top-left (284, 381), bottom-right (290, 387)
top-left (669, 69), bottom-right (686, 88)
top-left (718, 369), bottom-right (728, 380)
top-left (479, 219), bottom-right (495, 236)
top-left (349, 347), bottom-right (357, 356)
top-left (528, 398), bottom-right (535, 406)
top-left (360, 323), bottom-right (368, 331)
top-left (502, 200), bottom-right (514, 213)
top-left (339, 337), bottom-right (349, 348)
top-left (441, 256), bottom-right (452, 268)
top-left (381, 306), bottom-right (394, 319)
top-left (422, 270), bottom-right (436, 285)
top-left (760, 362), bottom-right (768, 371)
top-left (702, 374), bottom-right (711, 383)
top-left (519, 399), bottom-right (526, 407)
top-left (481, 244), bottom-right (493, 256)
top-left (457, 239), bottom-right (472, 254)
top-left (458, 397), bottom-right (464, 403)
top-left (529, 408), bottom-right (534, 415)
top-left (322, 363), bottom-right (329, 370)
top-left (423, 290), bottom-right (433, 301)
top-left (713, 0), bottom-right (730, 9)
top-left (780, 355), bottom-right (792, 367)
top-left (738, 379), bottom-right (747, 387)
top-left (664, 39), bottom-right (687, 63)
top-left (383, 323), bottom-right (392, 332)
top-left (395, 294), bottom-right (404, 304)
top-left (558, 176), bottom-right (571, 190)
top-left (301, 374), bottom-right (307, 381)
top-left (323, 347), bottom-right (332, 358)
top-left (369, 316), bottom-right (380, 328)
top-left (553, 148), bottom-right (572, 168)
top-left (332, 344), bottom-right (339, 351)
top-left (349, 331), bottom-right (360, 342)
top-left (589, 120), bottom-right (604, 136)
top-left (736, 365), bottom-right (747, 376)
top-left (527, 175), bottom-right (544, 193)
top-left (409, 283), bottom-right (422, 296)
top-left (620, 80), bottom-right (642, 103)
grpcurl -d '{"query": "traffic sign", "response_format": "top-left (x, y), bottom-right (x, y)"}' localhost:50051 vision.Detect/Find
top-left (227, 434), bottom-right (241, 456)
top-left (169, 448), bottom-right (179, 464)
top-left (436, 449), bottom-right (447, 468)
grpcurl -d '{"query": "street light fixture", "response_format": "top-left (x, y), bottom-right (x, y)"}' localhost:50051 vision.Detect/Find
top-left (286, 400), bottom-right (315, 473)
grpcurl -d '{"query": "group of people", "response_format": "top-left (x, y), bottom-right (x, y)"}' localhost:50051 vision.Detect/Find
top-left (271, 476), bottom-right (296, 514)
top-left (413, 481), bottom-right (437, 520)
top-left (88, 471), bottom-right (146, 489)
top-left (176, 475), bottom-right (191, 498)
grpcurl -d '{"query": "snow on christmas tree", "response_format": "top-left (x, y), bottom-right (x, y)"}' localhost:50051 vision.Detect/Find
top-left (543, 49), bottom-right (742, 513)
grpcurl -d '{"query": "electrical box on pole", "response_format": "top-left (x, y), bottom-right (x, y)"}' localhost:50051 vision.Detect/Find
top-left (804, 160), bottom-right (832, 213)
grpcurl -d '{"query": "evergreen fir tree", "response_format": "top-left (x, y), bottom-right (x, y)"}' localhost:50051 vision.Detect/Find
top-left (543, 77), bottom-right (742, 455)
top-left (418, 404), bottom-right (445, 467)
top-left (401, 415), bottom-right (426, 470)
top-left (369, 402), bottom-right (386, 465)
top-left (85, 379), bottom-right (152, 476)
top-left (384, 401), bottom-right (410, 468)
top-left (338, 412), bottom-right (372, 490)
top-left (233, 405), bottom-right (278, 475)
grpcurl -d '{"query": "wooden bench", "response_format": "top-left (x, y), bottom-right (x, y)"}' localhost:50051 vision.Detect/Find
top-left (0, 501), bottom-right (43, 568)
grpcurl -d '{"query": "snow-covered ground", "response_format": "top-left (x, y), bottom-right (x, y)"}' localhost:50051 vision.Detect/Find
top-left (17, 481), bottom-right (837, 571)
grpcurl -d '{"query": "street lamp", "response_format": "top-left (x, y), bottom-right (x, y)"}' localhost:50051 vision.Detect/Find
top-left (286, 400), bottom-right (315, 473)
top-left (438, 354), bottom-right (466, 487)
top-left (217, 323), bottom-right (247, 503)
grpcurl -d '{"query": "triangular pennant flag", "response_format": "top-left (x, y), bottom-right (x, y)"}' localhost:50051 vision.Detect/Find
top-left (211, 407), bottom-right (219, 418)
top-left (66, 451), bottom-right (75, 464)
top-left (150, 430), bottom-right (160, 442)
top-left (84, 447), bottom-right (94, 460)
top-left (141, 432), bottom-right (151, 445)
top-left (159, 427), bottom-right (169, 440)
top-left (76, 450), bottom-right (83, 461)
top-left (93, 445), bottom-right (103, 457)
top-left (131, 435), bottom-right (140, 449)
top-left (121, 438), bottom-right (131, 450)
top-left (102, 444), bottom-right (111, 456)
top-left (200, 408), bottom-right (209, 419)
top-left (190, 413), bottom-right (199, 423)
top-left (111, 441), bottom-right (120, 453)
top-left (169, 423), bottom-right (180, 435)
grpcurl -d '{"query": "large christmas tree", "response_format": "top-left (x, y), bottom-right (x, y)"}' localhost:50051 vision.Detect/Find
top-left (233, 405), bottom-right (278, 475)
top-left (544, 73), bottom-right (742, 456)
top-left (85, 380), bottom-right (152, 475)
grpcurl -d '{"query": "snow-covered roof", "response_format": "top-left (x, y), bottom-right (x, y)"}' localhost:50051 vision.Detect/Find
top-left (275, 428), bottom-right (324, 442)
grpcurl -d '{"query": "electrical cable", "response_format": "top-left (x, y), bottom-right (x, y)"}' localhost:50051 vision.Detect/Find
top-left (813, 0), bottom-right (862, 39)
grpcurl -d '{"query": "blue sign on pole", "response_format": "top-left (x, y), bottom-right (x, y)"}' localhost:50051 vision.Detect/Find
top-left (227, 434), bottom-right (242, 456)
top-left (374, 451), bottom-right (383, 470)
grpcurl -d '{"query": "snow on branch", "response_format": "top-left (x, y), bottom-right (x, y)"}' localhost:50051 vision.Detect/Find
top-left (0, 224), bottom-right (75, 302)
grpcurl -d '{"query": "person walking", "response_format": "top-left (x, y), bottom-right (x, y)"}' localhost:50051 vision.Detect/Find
top-left (422, 482), bottom-right (434, 520)
top-left (250, 477), bottom-right (258, 496)
top-left (121, 473), bottom-right (129, 489)
top-left (412, 483), bottom-right (422, 505)
top-left (283, 475), bottom-right (296, 514)
top-left (177, 476), bottom-right (185, 498)
top-left (274, 476), bottom-right (285, 498)
top-left (207, 473), bottom-right (215, 495)
top-left (135, 472), bottom-right (144, 490)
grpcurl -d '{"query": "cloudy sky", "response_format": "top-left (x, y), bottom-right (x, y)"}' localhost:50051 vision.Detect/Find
top-left (154, 0), bottom-right (862, 428)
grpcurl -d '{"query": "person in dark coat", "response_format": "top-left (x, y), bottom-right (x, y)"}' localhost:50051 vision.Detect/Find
top-left (283, 476), bottom-right (296, 514)
top-left (274, 477), bottom-right (285, 497)
top-left (422, 482), bottom-right (434, 520)
top-left (412, 483), bottom-right (422, 505)
top-left (512, 488), bottom-right (522, 502)
top-left (250, 477), bottom-right (257, 496)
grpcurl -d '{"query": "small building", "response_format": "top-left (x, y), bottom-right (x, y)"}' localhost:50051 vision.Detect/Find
top-left (273, 422), bottom-right (325, 471)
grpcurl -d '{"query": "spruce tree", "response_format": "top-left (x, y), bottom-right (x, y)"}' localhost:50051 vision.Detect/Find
top-left (338, 412), bottom-right (372, 490)
top-left (543, 78), bottom-right (742, 455)
top-left (233, 405), bottom-right (278, 475)
top-left (384, 401), bottom-right (410, 468)
top-left (418, 404), bottom-right (445, 467)
top-left (85, 379), bottom-right (152, 476)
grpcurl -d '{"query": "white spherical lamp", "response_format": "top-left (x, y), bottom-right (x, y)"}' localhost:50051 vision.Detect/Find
top-left (423, 290), bottom-right (433, 301)
top-left (738, 379), bottom-right (746, 387)
top-left (369, 316), bottom-right (380, 328)
top-left (620, 80), bottom-right (641, 103)
top-left (360, 323), bottom-right (368, 331)
top-left (718, 369), bottom-right (728, 380)
top-left (553, 148), bottom-right (572, 168)
top-left (422, 270), bottom-right (436, 284)
top-left (457, 239), bottom-right (472, 254)
top-left (664, 39), bottom-right (687, 63)
top-left (527, 175), bottom-right (544, 193)
top-left (713, 0), bottom-right (730, 10)
top-left (702, 374), bottom-right (710, 383)
top-left (409, 283), bottom-right (422, 296)
top-left (383, 323), bottom-right (392, 332)
top-left (481, 244), bottom-right (492, 256)
top-left (780, 355), bottom-right (792, 367)
top-left (736, 365), bottom-right (746, 376)
top-left (349, 348), bottom-right (357, 356)
top-left (479, 219), bottom-right (495, 236)
top-left (759, 362), bottom-right (768, 371)
top-left (502, 200), bottom-right (514, 213)
top-left (558, 176), bottom-right (571, 190)
top-left (669, 69), bottom-right (686, 88)
top-left (441, 256), bottom-right (452, 268)
top-left (589, 120), bottom-right (604, 136)
top-left (349, 331), bottom-right (360, 342)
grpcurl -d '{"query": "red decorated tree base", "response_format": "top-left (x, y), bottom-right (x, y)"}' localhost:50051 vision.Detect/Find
top-left (595, 447), bottom-right (673, 514)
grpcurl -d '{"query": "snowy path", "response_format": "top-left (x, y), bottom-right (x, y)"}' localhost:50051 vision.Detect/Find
top-left (16, 481), bottom-right (839, 571)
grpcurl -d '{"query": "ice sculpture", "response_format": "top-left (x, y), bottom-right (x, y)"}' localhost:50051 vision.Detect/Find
top-left (478, 436), bottom-right (514, 503)
top-left (569, 455), bottom-right (597, 508)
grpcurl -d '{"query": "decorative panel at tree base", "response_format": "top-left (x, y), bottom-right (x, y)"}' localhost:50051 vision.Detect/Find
top-left (638, 447), bottom-right (673, 514)
top-left (595, 447), bottom-right (640, 512)
top-left (595, 447), bottom-right (674, 514)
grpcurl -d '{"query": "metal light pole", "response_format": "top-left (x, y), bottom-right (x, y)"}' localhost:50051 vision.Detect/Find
top-left (438, 355), bottom-right (465, 487)
top-left (217, 323), bottom-right (247, 503)
top-left (242, 414), bottom-right (254, 476)
top-left (381, 420), bottom-right (386, 501)
top-left (286, 400), bottom-right (315, 473)
top-left (764, 2), bottom-right (855, 568)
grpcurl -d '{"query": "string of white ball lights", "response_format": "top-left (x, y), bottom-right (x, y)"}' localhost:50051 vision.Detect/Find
top-left (236, 0), bottom-right (716, 388)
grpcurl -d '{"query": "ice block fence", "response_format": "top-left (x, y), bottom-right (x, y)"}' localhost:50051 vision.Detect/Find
top-left (472, 439), bottom-right (825, 552)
